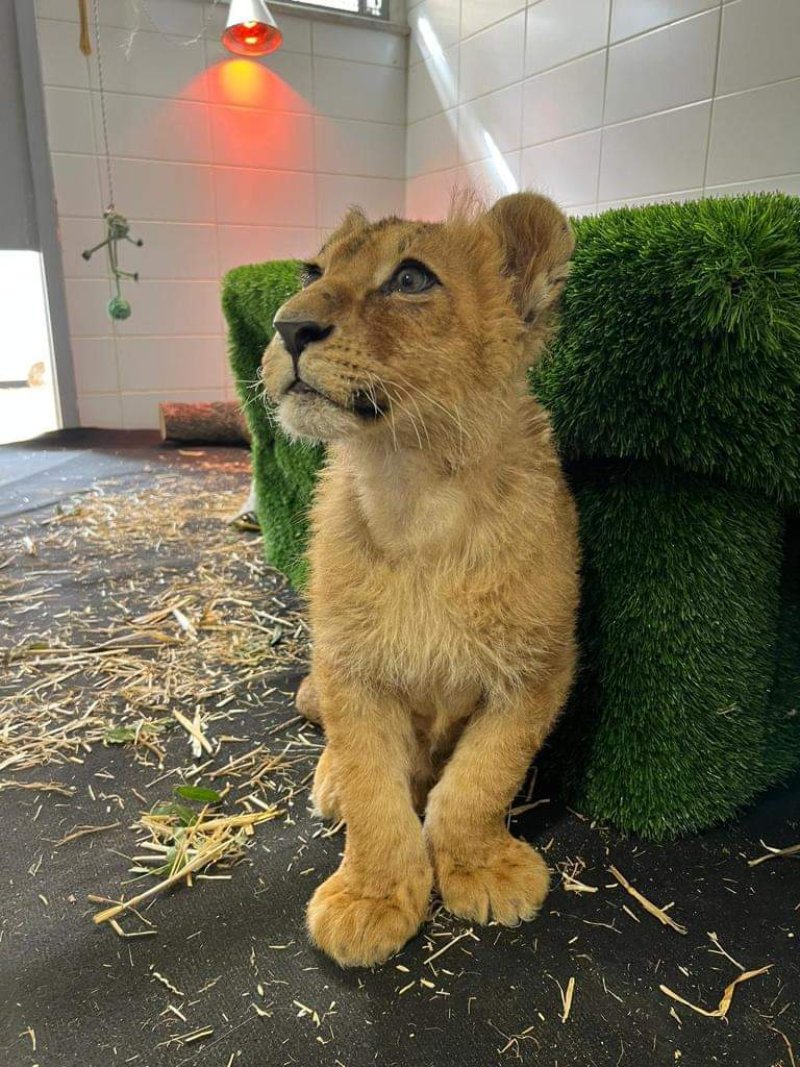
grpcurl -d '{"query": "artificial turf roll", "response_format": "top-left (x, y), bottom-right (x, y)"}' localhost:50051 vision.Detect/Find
top-left (222, 194), bottom-right (800, 837)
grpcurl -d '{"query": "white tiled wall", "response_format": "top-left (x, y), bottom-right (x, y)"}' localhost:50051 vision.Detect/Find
top-left (34, 0), bottom-right (800, 427)
top-left (405, 0), bottom-right (800, 219)
top-left (35, 0), bottom-right (406, 428)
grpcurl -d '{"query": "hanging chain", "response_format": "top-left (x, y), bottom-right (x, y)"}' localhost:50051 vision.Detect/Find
top-left (91, 0), bottom-right (115, 210)
top-left (88, 0), bottom-right (224, 206)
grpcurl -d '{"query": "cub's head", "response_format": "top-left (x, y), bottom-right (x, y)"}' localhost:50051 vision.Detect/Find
top-left (262, 192), bottom-right (574, 452)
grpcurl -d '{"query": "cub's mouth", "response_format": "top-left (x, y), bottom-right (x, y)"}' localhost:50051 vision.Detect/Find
top-left (283, 379), bottom-right (386, 421)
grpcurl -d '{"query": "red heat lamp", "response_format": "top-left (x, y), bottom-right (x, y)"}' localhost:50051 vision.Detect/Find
top-left (222, 0), bottom-right (283, 57)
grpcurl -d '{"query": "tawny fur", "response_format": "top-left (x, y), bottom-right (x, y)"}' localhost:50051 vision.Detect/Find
top-left (261, 192), bottom-right (580, 967)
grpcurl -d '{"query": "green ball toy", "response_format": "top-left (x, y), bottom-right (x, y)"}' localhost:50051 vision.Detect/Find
top-left (107, 296), bottom-right (131, 320)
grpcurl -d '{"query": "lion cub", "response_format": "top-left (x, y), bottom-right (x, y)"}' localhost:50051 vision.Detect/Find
top-left (262, 192), bottom-right (580, 967)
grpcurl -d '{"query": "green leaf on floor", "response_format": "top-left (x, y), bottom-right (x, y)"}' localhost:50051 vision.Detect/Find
top-left (174, 785), bottom-right (223, 805)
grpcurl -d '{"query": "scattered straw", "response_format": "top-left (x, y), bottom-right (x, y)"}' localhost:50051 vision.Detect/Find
top-left (748, 841), bottom-right (800, 867)
top-left (557, 857), bottom-right (598, 894)
top-left (0, 780), bottom-right (74, 796)
top-left (108, 919), bottom-right (156, 939)
top-left (608, 865), bottom-right (688, 935)
top-left (53, 821), bottom-right (121, 847)
top-left (424, 927), bottom-right (475, 967)
top-left (770, 1027), bottom-right (797, 1067)
top-left (173, 707), bottom-right (213, 756)
top-left (93, 801), bottom-right (281, 925)
top-left (152, 970), bottom-right (184, 996)
top-left (0, 475), bottom-right (309, 776)
top-left (707, 931), bottom-right (745, 972)
top-left (558, 976), bottom-right (576, 1023)
top-left (659, 965), bottom-right (772, 1019)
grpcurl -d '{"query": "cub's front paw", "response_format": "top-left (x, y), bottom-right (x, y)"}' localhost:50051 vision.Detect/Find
top-left (307, 863), bottom-right (432, 967)
top-left (433, 835), bottom-right (549, 926)
top-left (310, 747), bottom-right (341, 822)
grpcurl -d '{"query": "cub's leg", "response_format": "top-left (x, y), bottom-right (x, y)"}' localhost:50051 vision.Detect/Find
top-left (296, 674), bottom-right (323, 725)
top-left (311, 745), bottom-right (341, 822)
top-left (425, 658), bottom-right (573, 926)
top-left (298, 674), bottom-right (342, 820)
top-left (306, 667), bottom-right (432, 967)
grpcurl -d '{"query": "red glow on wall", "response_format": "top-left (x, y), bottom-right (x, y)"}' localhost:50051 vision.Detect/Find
top-left (206, 58), bottom-right (312, 114)
top-left (222, 19), bottom-right (283, 57)
top-left (214, 58), bottom-right (266, 106)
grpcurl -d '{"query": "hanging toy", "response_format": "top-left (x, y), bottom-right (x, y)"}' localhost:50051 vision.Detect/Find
top-left (82, 210), bottom-right (143, 320)
top-left (81, 0), bottom-right (142, 321)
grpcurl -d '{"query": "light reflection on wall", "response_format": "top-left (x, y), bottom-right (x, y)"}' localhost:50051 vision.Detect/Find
top-left (415, 15), bottom-right (519, 198)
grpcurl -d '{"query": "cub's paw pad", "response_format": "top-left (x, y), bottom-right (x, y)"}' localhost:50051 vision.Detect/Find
top-left (307, 868), bottom-right (430, 967)
top-left (435, 837), bottom-right (549, 926)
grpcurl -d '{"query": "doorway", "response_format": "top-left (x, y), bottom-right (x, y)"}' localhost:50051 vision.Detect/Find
top-left (0, 250), bottom-right (59, 445)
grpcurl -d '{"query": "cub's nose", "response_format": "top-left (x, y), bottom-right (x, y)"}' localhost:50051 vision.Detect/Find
top-left (273, 318), bottom-right (333, 362)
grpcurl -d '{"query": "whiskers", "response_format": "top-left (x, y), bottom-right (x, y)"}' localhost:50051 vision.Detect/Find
top-left (353, 369), bottom-right (474, 462)
top-left (241, 366), bottom-right (279, 426)
top-left (386, 370), bottom-right (471, 461)
top-left (361, 372), bottom-right (427, 453)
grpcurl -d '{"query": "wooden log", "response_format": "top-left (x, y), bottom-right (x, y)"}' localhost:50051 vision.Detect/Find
top-left (158, 401), bottom-right (251, 445)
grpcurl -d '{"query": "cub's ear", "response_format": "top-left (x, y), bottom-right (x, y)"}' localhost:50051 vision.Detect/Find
top-left (486, 192), bottom-right (575, 323)
top-left (320, 206), bottom-right (368, 253)
top-left (333, 206), bottom-right (368, 241)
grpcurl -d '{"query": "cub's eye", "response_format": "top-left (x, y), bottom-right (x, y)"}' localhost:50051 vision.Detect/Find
top-left (387, 260), bottom-right (438, 295)
top-left (300, 263), bottom-right (322, 288)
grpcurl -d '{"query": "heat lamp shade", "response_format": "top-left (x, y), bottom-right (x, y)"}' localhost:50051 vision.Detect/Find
top-left (222, 0), bottom-right (283, 56)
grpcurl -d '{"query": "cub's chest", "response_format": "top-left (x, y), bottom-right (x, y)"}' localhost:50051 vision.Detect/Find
top-left (320, 560), bottom-right (457, 639)
top-left (312, 557), bottom-right (476, 683)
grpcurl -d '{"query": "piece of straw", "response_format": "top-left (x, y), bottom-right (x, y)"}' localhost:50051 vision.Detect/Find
top-left (559, 977), bottom-right (576, 1023)
top-left (659, 965), bottom-right (772, 1019)
top-left (608, 865), bottom-right (688, 935)
top-left (53, 821), bottom-right (120, 847)
top-left (93, 837), bottom-right (232, 924)
top-left (748, 841), bottom-right (800, 867)
top-left (173, 707), bottom-right (213, 756)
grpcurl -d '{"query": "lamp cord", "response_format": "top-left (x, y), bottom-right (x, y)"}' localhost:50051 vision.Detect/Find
top-left (91, 0), bottom-right (114, 210)
top-left (132, 0), bottom-right (222, 49)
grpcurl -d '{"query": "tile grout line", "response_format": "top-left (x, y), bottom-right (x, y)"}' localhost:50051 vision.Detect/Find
top-left (407, 65), bottom-right (800, 128)
top-left (408, 3), bottom-right (730, 79)
top-left (410, 64), bottom-right (800, 165)
top-left (58, 216), bottom-right (318, 231)
top-left (51, 150), bottom-right (407, 185)
top-left (593, 0), bottom-right (615, 209)
top-left (43, 81), bottom-right (409, 128)
top-left (701, 1), bottom-right (725, 195)
top-left (454, 0), bottom-right (463, 179)
top-left (517, 1), bottom-right (529, 189)
top-left (38, 13), bottom-right (406, 71)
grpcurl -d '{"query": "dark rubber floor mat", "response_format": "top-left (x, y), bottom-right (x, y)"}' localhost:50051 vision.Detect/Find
top-left (0, 431), bottom-right (797, 1067)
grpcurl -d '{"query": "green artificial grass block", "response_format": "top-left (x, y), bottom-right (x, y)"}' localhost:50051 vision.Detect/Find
top-left (532, 194), bottom-right (800, 505)
top-left (223, 261), bottom-right (321, 587)
top-left (222, 194), bottom-right (800, 838)
top-left (545, 460), bottom-right (798, 838)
